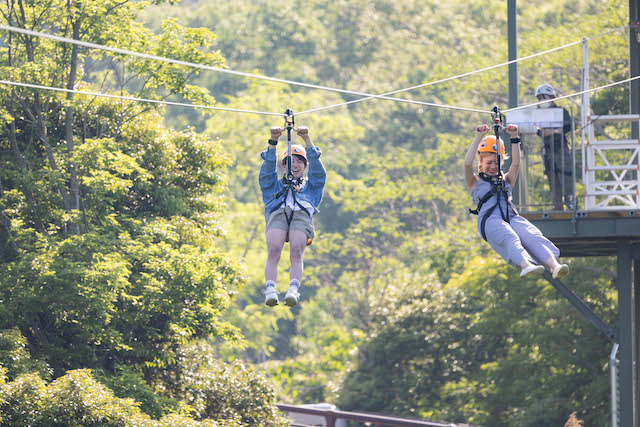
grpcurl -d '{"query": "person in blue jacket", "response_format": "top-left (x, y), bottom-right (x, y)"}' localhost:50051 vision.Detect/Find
top-left (259, 125), bottom-right (326, 307)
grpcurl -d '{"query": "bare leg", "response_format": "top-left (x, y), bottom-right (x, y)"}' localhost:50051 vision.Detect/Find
top-left (288, 230), bottom-right (307, 282)
top-left (545, 255), bottom-right (569, 279)
top-left (265, 228), bottom-right (287, 282)
top-left (520, 259), bottom-right (534, 269)
top-left (545, 256), bottom-right (560, 272)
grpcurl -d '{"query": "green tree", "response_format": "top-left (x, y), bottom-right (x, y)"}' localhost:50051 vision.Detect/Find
top-left (0, 367), bottom-right (274, 426)
top-left (144, 0), bottom-right (627, 421)
top-left (0, 0), bottom-right (243, 370)
top-left (339, 256), bottom-right (616, 427)
top-left (0, 1), bottom-right (292, 425)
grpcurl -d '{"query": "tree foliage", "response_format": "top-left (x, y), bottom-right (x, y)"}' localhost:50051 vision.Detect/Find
top-left (0, 0), bottom-right (289, 425)
top-left (339, 256), bottom-right (616, 426)
top-left (161, 0), bottom-right (627, 424)
top-left (0, 364), bottom-right (284, 426)
top-left (0, 0), bottom-right (630, 424)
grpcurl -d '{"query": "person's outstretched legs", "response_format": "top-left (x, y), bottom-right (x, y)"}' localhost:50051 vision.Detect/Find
top-left (264, 228), bottom-right (287, 306)
top-left (511, 216), bottom-right (559, 263)
top-left (285, 230), bottom-right (308, 306)
top-left (510, 216), bottom-right (569, 279)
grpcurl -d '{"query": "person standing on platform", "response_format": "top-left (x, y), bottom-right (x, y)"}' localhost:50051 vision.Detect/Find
top-left (535, 83), bottom-right (574, 210)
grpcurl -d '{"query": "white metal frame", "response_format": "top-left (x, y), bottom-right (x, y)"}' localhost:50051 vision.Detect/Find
top-left (581, 38), bottom-right (640, 211)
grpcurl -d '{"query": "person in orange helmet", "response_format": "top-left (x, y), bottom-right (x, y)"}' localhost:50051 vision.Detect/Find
top-left (464, 124), bottom-right (569, 280)
top-left (259, 126), bottom-right (326, 307)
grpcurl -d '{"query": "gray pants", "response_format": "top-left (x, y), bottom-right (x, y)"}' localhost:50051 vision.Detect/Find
top-left (483, 214), bottom-right (560, 268)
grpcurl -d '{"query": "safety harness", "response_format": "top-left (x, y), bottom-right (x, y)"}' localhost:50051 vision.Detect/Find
top-left (469, 172), bottom-right (519, 241)
top-left (266, 108), bottom-right (314, 245)
top-left (269, 175), bottom-right (313, 225)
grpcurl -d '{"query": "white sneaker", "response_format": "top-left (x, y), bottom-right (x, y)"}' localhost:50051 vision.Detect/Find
top-left (284, 285), bottom-right (300, 307)
top-left (264, 286), bottom-right (279, 307)
top-left (520, 264), bottom-right (545, 279)
top-left (552, 264), bottom-right (569, 280)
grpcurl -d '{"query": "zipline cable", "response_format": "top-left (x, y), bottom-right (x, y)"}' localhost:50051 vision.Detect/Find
top-left (0, 78), bottom-right (487, 115)
top-left (296, 25), bottom-right (629, 116)
top-left (0, 25), bottom-right (371, 97)
top-left (0, 24), bottom-right (464, 107)
top-left (0, 79), bottom-right (284, 116)
top-left (2, 73), bottom-right (639, 119)
top-left (0, 24), bottom-right (628, 115)
top-left (299, 98), bottom-right (488, 114)
top-left (584, 24), bottom-right (631, 40)
top-left (504, 74), bottom-right (640, 113)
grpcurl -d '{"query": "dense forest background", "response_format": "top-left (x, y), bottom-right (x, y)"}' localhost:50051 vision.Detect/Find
top-left (0, 0), bottom-right (630, 425)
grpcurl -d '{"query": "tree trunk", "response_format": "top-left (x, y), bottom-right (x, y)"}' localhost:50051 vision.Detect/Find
top-left (33, 98), bottom-right (72, 213)
top-left (65, 13), bottom-right (81, 234)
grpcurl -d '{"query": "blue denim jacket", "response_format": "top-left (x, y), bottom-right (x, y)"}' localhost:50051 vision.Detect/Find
top-left (259, 146), bottom-right (326, 223)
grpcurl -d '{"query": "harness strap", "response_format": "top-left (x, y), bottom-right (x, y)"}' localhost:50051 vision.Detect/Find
top-left (269, 176), bottom-right (303, 203)
top-left (479, 202), bottom-right (499, 241)
top-left (268, 177), bottom-right (313, 226)
top-left (469, 190), bottom-right (493, 215)
top-left (470, 173), bottom-right (520, 241)
top-left (273, 180), bottom-right (314, 246)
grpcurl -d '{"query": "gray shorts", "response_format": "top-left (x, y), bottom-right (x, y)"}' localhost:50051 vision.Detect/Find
top-left (266, 208), bottom-right (315, 240)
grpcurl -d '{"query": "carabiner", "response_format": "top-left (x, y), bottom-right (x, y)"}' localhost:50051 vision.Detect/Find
top-left (284, 108), bottom-right (296, 131)
top-left (490, 105), bottom-right (503, 127)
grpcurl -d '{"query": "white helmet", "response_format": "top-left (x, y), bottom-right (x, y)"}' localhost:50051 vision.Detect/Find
top-left (535, 83), bottom-right (555, 97)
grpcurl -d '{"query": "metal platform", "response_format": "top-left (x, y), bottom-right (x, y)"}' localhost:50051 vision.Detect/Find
top-left (521, 209), bottom-right (640, 427)
top-left (521, 210), bottom-right (640, 257)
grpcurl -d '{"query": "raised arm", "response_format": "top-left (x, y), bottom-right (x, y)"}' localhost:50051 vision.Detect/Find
top-left (464, 124), bottom-right (489, 189)
top-left (297, 126), bottom-right (312, 149)
top-left (504, 124), bottom-right (520, 187)
top-left (297, 127), bottom-right (325, 191)
top-left (258, 127), bottom-right (282, 199)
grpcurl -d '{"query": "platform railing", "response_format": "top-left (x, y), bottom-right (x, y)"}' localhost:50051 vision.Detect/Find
top-left (514, 124), bottom-right (579, 214)
top-left (579, 36), bottom-right (640, 211)
top-left (514, 113), bottom-right (640, 215)
top-left (515, 37), bottom-right (640, 215)
top-left (277, 403), bottom-right (477, 427)
top-left (515, 118), bottom-right (640, 217)
top-left (582, 114), bottom-right (640, 210)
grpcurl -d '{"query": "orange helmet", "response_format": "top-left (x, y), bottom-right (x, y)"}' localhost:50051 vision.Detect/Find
top-left (282, 144), bottom-right (308, 164)
top-left (478, 135), bottom-right (505, 155)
